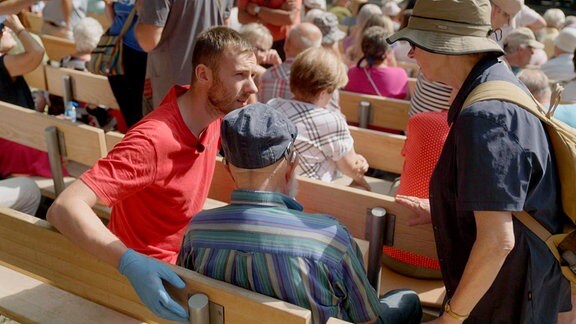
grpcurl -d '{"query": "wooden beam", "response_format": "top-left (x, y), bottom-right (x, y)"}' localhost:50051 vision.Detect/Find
top-left (0, 207), bottom-right (312, 324)
top-left (40, 35), bottom-right (76, 62)
top-left (0, 101), bottom-right (106, 166)
top-left (0, 264), bottom-right (143, 324)
top-left (45, 65), bottom-right (119, 109)
top-left (350, 126), bottom-right (405, 174)
top-left (340, 91), bottom-right (410, 131)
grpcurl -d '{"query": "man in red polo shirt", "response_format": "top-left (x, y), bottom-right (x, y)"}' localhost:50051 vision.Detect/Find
top-left (47, 27), bottom-right (258, 322)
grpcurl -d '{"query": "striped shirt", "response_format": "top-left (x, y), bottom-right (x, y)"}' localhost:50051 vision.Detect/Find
top-left (268, 98), bottom-right (353, 182)
top-left (177, 190), bottom-right (383, 324)
top-left (409, 73), bottom-right (452, 116)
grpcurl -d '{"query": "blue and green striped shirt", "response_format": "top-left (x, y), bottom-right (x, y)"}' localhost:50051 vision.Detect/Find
top-left (177, 190), bottom-right (384, 324)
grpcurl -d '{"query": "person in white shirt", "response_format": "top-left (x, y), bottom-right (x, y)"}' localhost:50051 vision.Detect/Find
top-left (541, 27), bottom-right (576, 82)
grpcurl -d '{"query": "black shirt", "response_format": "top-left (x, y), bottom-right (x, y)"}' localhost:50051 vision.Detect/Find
top-left (0, 55), bottom-right (35, 110)
top-left (430, 57), bottom-right (571, 323)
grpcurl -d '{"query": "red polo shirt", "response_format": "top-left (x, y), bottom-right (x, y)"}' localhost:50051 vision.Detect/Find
top-left (81, 86), bottom-right (220, 263)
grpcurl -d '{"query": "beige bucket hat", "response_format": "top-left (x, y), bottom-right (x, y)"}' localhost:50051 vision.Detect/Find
top-left (387, 0), bottom-right (504, 55)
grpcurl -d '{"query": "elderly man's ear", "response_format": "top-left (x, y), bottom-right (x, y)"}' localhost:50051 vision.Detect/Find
top-left (285, 151), bottom-right (298, 182)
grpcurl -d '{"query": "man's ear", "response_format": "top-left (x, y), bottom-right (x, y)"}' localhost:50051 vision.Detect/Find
top-left (285, 153), bottom-right (298, 182)
top-left (195, 64), bottom-right (213, 84)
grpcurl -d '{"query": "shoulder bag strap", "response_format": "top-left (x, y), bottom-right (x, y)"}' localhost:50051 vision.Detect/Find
top-left (118, 6), bottom-right (138, 39)
top-left (363, 67), bottom-right (383, 97)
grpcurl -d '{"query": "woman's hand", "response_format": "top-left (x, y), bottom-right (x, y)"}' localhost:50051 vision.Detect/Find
top-left (395, 194), bottom-right (431, 225)
top-left (3, 14), bottom-right (24, 34)
top-left (262, 49), bottom-right (282, 66)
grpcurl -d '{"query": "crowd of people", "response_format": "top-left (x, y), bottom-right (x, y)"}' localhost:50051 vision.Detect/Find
top-left (1, 0), bottom-right (576, 323)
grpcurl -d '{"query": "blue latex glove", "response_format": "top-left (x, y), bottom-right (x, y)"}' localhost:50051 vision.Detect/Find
top-left (118, 249), bottom-right (188, 322)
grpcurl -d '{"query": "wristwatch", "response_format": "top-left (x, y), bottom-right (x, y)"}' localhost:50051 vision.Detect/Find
top-left (253, 4), bottom-right (261, 16)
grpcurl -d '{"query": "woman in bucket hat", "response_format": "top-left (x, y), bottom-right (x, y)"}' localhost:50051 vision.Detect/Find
top-left (389, 0), bottom-right (571, 322)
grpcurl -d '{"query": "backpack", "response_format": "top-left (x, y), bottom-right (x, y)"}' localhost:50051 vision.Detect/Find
top-left (462, 80), bottom-right (576, 286)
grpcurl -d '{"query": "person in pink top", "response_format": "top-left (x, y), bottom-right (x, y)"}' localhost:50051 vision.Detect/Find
top-left (47, 27), bottom-right (258, 322)
top-left (344, 26), bottom-right (408, 99)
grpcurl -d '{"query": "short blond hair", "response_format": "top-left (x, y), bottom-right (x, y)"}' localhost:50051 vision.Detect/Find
top-left (290, 47), bottom-right (348, 101)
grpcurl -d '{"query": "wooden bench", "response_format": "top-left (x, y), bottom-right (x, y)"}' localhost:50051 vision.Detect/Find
top-left (350, 126), bottom-right (405, 174)
top-left (22, 12), bottom-right (43, 35)
top-left (397, 61), bottom-right (420, 78)
top-left (340, 91), bottom-right (410, 132)
top-left (41, 35), bottom-right (77, 63)
top-left (0, 206), bottom-right (312, 324)
top-left (0, 263), bottom-right (143, 324)
top-left (0, 101), bottom-right (106, 194)
top-left (408, 77), bottom-right (417, 97)
top-left (45, 65), bottom-right (120, 109)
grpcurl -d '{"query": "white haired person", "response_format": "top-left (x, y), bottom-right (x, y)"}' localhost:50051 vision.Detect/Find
top-left (60, 17), bottom-right (103, 70)
top-left (542, 8), bottom-right (566, 58)
top-left (57, 17), bottom-right (112, 129)
top-left (389, 0), bottom-right (570, 322)
top-left (239, 22), bottom-right (282, 68)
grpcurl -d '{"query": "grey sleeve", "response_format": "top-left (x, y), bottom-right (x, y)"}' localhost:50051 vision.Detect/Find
top-left (139, 0), bottom-right (171, 26)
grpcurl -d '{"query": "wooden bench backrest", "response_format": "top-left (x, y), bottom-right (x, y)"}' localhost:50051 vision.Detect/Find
top-left (397, 61), bottom-right (420, 78)
top-left (208, 157), bottom-right (437, 259)
top-left (0, 101), bottom-right (106, 166)
top-left (23, 64), bottom-right (47, 90)
top-left (408, 77), bottom-right (417, 97)
top-left (45, 65), bottom-right (120, 109)
top-left (340, 91), bottom-right (410, 131)
top-left (350, 126), bottom-right (405, 174)
top-left (87, 12), bottom-right (111, 30)
top-left (23, 12), bottom-right (43, 35)
top-left (105, 131), bottom-right (124, 152)
top-left (40, 35), bottom-right (76, 62)
top-left (0, 207), bottom-right (311, 324)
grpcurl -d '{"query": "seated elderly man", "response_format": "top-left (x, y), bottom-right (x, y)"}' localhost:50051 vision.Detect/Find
top-left (268, 47), bottom-right (371, 190)
top-left (177, 104), bottom-right (422, 324)
top-left (502, 27), bottom-right (544, 74)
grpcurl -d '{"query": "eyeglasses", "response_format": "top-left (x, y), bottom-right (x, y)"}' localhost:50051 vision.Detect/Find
top-left (283, 139), bottom-right (297, 164)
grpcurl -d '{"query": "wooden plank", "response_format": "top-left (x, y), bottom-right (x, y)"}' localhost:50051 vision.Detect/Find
top-left (380, 266), bottom-right (445, 308)
top-left (87, 12), bottom-right (111, 30)
top-left (397, 61), bottom-right (420, 78)
top-left (40, 35), bottom-right (76, 62)
top-left (327, 317), bottom-right (352, 323)
top-left (350, 126), bottom-right (405, 174)
top-left (0, 101), bottom-right (107, 166)
top-left (0, 264), bottom-right (143, 324)
top-left (105, 131), bottom-right (125, 152)
top-left (340, 91), bottom-right (410, 131)
top-left (45, 65), bottom-right (119, 109)
top-left (0, 207), bottom-right (311, 324)
top-left (23, 12), bottom-right (43, 35)
top-left (408, 77), bottom-right (417, 96)
top-left (208, 157), bottom-right (438, 259)
top-left (23, 64), bottom-right (47, 90)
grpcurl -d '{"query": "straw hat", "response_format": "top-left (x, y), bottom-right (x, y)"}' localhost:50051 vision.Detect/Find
top-left (387, 0), bottom-right (504, 55)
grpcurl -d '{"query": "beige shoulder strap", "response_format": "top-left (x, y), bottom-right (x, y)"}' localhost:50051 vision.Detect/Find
top-left (462, 80), bottom-right (546, 120)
